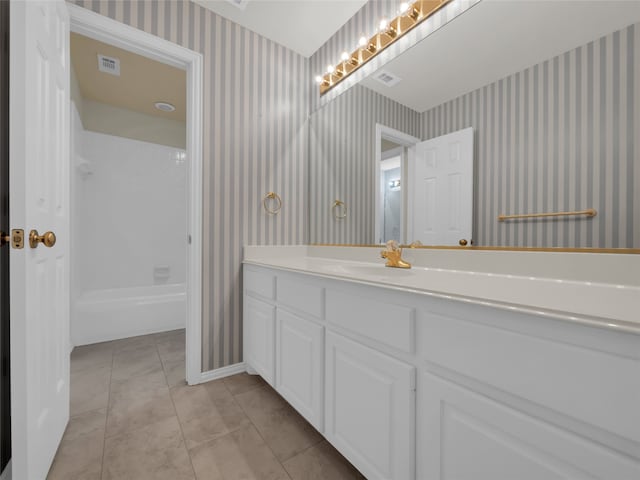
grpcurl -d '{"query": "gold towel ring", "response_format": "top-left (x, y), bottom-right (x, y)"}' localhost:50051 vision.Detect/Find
top-left (263, 192), bottom-right (282, 215)
top-left (332, 200), bottom-right (347, 219)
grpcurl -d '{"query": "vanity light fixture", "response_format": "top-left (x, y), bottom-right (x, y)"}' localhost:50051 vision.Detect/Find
top-left (316, 0), bottom-right (451, 95)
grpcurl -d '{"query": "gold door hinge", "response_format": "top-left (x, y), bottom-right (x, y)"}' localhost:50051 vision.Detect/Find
top-left (1, 229), bottom-right (25, 249)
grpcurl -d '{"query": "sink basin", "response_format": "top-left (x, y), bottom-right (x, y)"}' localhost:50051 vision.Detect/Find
top-left (319, 263), bottom-right (416, 278)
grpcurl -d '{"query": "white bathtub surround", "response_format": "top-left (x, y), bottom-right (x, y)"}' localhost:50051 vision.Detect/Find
top-left (244, 245), bottom-right (640, 332)
top-left (242, 246), bottom-right (640, 479)
top-left (71, 114), bottom-right (187, 346)
top-left (73, 284), bottom-right (185, 345)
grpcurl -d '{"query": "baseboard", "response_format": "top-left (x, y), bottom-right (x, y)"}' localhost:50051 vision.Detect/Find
top-left (197, 362), bottom-right (246, 384)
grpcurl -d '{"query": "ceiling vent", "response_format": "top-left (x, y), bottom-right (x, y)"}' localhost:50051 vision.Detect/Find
top-left (373, 70), bottom-right (401, 87)
top-left (224, 0), bottom-right (250, 10)
top-left (97, 54), bottom-right (120, 76)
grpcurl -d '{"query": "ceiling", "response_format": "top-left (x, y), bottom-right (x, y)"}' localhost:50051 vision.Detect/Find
top-left (193, 0), bottom-right (368, 57)
top-left (70, 33), bottom-right (186, 122)
top-left (361, 0), bottom-right (640, 113)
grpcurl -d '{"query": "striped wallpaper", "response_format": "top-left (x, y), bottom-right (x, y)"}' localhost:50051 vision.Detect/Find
top-left (309, 84), bottom-right (420, 244)
top-left (71, 0), bottom-right (309, 371)
top-left (422, 22), bottom-right (640, 248)
top-left (309, 22), bottom-right (640, 249)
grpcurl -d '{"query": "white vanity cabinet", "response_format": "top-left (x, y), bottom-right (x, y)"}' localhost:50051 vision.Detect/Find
top-left (275, 309), bottom-right (324, 431)
top-left (243, 295), bottom-right (276, 386)
top-left (243, 263), bottom-right (640, 480)
top-left (325, 331), bottom-right (415, 480)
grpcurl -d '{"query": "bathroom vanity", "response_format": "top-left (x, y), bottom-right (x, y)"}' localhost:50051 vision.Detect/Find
top-left (242, 246), bottom-right (640, 480)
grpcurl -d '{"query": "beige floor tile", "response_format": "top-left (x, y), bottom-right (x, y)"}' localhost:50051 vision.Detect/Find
top-left (171, 380), bottom-right (250, 449)
top-left (109, 334), bottom-right (157, 354)
top-left (106, 370), bottom-right (175, 438)
top-left (157, 335), bottom-right (186, 359)
top-left (223, 372), bottom-right (267, 396)
top-left (102, 416), bottom-right (194, 480)
top-left (283, 441), bottom-right (365, 480)
top-left (189, 424), bottom-right (290, 480)
top-left (47, 408), bottom-right (106, 480)
top-left (70, 342), bottom-right (114, 373)
top-left (162, 352), bottom-right (187, 387)
top-left (70, 362), bottom-right (112, 417)
top-left (235, 386), bottom-right (323, 462)
top-left (111, 343), bottom-right (163, 381)
top-left (152, 328), bottom-right (186, 344)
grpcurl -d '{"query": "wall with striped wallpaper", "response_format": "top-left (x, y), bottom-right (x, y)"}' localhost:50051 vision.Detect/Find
top-left (422, 22), bottom-right (640, 248)
top-left (70, 0), bottom-right (309, 371)
top-left (309, 84), bottom-right (420, 244)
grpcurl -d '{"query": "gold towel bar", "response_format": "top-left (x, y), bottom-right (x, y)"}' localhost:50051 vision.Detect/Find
top-left (498, 209), bottom-right (597, 222)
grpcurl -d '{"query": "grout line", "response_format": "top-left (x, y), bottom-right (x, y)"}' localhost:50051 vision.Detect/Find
top-left (162, 344), bottom-right (199, 479)
top-left (99, 346), bottom-right (115, 480)
top-left (232, 385), bottom-right (293, 479)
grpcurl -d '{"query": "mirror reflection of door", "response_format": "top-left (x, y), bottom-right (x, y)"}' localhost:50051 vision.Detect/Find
top-left (408, 127), bottom-right (474, 246)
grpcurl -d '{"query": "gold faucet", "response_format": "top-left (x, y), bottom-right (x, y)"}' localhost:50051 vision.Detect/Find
top-left (380, 240), bottom-right (411, 269)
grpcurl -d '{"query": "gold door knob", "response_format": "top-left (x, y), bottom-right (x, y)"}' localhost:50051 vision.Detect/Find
top-left (459, 239), bottom-right (468, 246)
top-left (29, 230), bottom-right (56, 248)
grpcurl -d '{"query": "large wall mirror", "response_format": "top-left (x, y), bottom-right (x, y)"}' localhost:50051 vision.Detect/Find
top-left (308, 0), bottom-right (640, 250)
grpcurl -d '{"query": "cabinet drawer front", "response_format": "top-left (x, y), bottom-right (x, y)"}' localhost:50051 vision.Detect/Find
top-left (276, 310), bottom-right (324, 431)
top-left (420, 311), bottom-right (640, 444)
top-left (326, 290), bottom-right (415, 353)
top-left (418, 371), bottom-right (640, 480)
top-left (244, 267), bottom-right (275, 300)
top-left (277, 276), bottom-right (324, 318)
top-left (243, 296), bottom-right (275, 385)
top-left (325, 331), bottom-right (415, 480)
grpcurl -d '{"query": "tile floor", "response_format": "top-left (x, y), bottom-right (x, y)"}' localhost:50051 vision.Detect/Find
top-left (48, 329), bottom-right (365, 480)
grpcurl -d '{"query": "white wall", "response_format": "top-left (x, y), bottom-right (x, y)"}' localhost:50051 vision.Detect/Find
top-left (75, 129), bottom-right (187, 293)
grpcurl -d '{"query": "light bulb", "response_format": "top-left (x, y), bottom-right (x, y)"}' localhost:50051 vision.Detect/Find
top-left (379, 18), bottom-right (389, 31)
top-left (315, 75), bottom-right (323, 84)
top-left (327, 65), bottom-right (334, 74)
top-left (341, 51), bottom-right (350, 62)
top-left (399, 2), bottom-right (409, 14)
top-left (358, 35), bottom-right (367, 47)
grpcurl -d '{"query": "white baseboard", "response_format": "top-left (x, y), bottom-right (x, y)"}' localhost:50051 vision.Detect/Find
top-left (196, 362), bottom-right (246, 384)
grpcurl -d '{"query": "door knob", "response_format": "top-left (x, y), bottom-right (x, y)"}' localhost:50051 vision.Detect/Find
top-left (459, 239), bottom-right (468, 246)
top-left (29, 230), bottom-right (56, 248)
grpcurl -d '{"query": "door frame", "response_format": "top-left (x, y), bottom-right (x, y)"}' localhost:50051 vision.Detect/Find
top-left (68, 4), bottom-right (203, 385)
top-left (374, 124), bottom-right (420, 245)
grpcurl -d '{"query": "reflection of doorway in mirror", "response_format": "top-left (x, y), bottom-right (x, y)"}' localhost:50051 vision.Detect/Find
top-left (381, 156), bottom-right (401, 243)
top-left (408, 127), bottom-right (474, 246)
top-left (375, 124), bottom-right (420, 245)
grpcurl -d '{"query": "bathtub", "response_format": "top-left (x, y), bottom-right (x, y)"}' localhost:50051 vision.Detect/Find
top-left (72, 283), bottom-right (186, 346)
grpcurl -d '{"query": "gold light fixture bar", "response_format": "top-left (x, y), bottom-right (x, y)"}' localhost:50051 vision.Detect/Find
top-left (318, 0), bottom-right (452, 95)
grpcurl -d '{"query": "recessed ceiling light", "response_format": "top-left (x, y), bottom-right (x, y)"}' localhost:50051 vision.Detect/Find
top-left (154, 102), bottom-right (175, 112)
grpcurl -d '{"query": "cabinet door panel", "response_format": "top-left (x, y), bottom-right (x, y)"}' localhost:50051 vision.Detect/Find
top-left (276, 309), bottom-right (324, 431)
top-left (418, 371), bottom-right (640, 480)
top-left (325, 331), bottom-right (415, 480)
top-left (243, 296), bottom-right (275, 385)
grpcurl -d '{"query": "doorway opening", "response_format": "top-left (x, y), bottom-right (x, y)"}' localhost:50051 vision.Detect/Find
top-left (68, 5), bottom-right (203, 386)
top-left (374, 124), bottom-right (420, 245)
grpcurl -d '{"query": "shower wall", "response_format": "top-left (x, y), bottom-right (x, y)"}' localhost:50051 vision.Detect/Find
top-left (71, 103), bottom-right (187, 345)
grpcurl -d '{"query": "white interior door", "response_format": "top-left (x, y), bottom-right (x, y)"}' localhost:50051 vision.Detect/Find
top-left (10, 1), bottom-right (70, 478)
top-left (408, 127), bottom-right (473, 245)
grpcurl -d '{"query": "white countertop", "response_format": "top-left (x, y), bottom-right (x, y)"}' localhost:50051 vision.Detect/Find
top-left (244, 245), bottom-right (640, 335)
